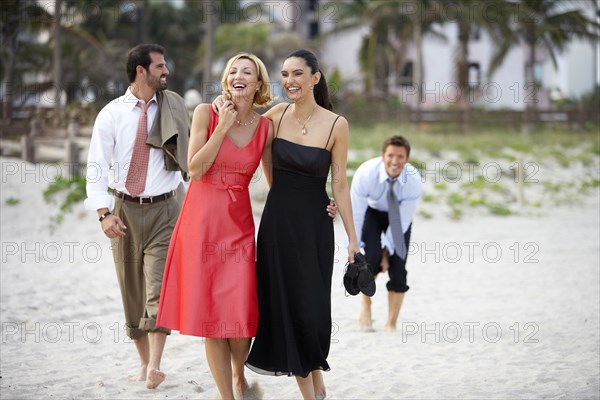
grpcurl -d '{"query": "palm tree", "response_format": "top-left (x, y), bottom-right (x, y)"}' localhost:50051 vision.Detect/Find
top-left (1, 0), bottom-right (128, 123)
top-left (1, 0), bottom-right (21, 122)
top-left (185, 0), bottom-right (243, 100)
top-left (368, 1), bottom-right (444, 109)
top-left (500, 0), bottom-right (599, 130)
top-left (330, 0), bottom-right (443, 102)
top-left (438, 0), bottom-right (513, 131)
top-left (327, 0), bottom-right (405, 98)
top-left (1, 0), bottom-right (53, 122)
top-left (53, 0), bottom-right (62, 120)
top-left (320, 0), bottom-right (373, 96)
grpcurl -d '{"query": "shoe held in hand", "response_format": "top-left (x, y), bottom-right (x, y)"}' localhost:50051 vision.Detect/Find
top-left (343, 253), bottom-right (376, 297)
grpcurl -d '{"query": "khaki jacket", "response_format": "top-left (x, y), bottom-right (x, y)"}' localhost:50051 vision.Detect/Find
top-left (147, 90), bottom-right (190, 180)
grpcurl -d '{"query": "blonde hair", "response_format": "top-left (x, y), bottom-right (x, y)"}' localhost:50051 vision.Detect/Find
top-left (220, 53), bottom-right (273, 107)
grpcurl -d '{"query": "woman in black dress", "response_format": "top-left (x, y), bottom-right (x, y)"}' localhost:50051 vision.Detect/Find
top-left (245, 49), bottom-right (360, 400)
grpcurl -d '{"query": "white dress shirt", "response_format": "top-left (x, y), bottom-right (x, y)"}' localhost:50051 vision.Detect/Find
top-left (351, 157), bottom-right (423, 255)
top-left (84, 88), bottom-right (182, 211)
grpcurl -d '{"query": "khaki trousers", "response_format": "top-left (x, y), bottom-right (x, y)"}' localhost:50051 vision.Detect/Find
top-left (111, 195), bottom-right (179, 339)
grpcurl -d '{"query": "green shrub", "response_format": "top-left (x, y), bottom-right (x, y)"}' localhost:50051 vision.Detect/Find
top-left (43, 176), bottom-right (87, 230)
top-left (5, 197), bottom-right (20, 206)
top-left (486, 202), bottom-right (511, 216)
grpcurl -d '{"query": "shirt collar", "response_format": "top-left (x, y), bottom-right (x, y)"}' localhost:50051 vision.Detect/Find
top-left (124, 87), bottom-right (158, 111)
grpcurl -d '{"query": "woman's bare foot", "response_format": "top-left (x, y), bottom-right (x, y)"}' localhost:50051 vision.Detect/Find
top-left (128, 366), bottom-right (147, 382)
top-left (235, 380), bottom-right (264, 400)
top-left (315, 388), bottom-right (327, 399)
top-left (145, 368), bottom-right (165, 389)
top-left (234, 378), bottom-right (249, 399)
top-left (312, 370), bottom-right (326, 400)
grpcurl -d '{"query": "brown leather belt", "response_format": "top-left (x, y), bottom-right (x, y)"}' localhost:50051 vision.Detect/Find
top-left (114, 190), bottom-right (175, 204)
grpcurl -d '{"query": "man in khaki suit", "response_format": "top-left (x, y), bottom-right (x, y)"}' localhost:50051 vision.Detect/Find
top-left (84, 44), bottom-right (188, 389)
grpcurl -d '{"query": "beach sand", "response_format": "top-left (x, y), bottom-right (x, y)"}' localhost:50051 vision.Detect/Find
top-left (1, 156), bottom-right (598, 399)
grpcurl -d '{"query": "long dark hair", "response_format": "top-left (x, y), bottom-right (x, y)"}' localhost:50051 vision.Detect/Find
top-left (286, 49), bottom-right (332, 111)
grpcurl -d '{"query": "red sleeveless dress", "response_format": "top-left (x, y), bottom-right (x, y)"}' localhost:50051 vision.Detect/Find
top-left (157, 108), bottom-right (268, 338)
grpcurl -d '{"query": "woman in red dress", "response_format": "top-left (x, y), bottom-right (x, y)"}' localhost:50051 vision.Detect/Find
top-left (156, 53), bottom-right (274, 399)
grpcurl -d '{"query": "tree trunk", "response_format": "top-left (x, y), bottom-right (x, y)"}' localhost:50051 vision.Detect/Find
top-left (457, 16), bottom-right (471, 132)
top-left (135, 1), bottom-right (145, 44)
top-left (524, 35), bottom-right (537, 133)
top-left (365, 31), bottom-right (377, 98)
top-left (53, 0), bottom-right (63, 124)
top-left (375, 40), bottom-right (389, 99)
top-left (2, 17), bottom-right (18, 123)
top-left (203, 2), bottom-right (215, 101)
top-left (412, 8), bottom-right (423, 110)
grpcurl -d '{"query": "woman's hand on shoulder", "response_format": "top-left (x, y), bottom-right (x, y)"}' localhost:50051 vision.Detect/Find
top-left (266, 119), bottom-right (275, 145)
top-left (211, 94), bottom-right (224, 113)
top-left (263, 102), bottom-right (288, 122)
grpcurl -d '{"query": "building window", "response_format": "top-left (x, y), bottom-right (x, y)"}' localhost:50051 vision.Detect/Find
top-left (309, 21), bottom-right (319, 38)
top-left (525, 61), bottom-right (543, 85)
top-left (398, 61), bottom-right (413, 86)
top-left (468, 62), bottom-right (480, 89)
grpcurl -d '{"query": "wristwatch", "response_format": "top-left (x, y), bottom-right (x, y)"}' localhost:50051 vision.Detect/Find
top-left (98, 211), bottom-right (111, 222)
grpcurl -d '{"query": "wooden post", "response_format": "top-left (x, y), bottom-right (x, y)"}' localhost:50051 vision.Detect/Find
top-left (516, 158), bottom-right (525, 205)
top-left (511, 111), bottom-right (518, 131)
top-left (22, 117), bottom-right (41, 163)
top-left (578, 103), bottom-right (585, 130)
top-left (65, 121), bottom-right (81, 176)
top-left (20, 135), bottom-right (34, 163)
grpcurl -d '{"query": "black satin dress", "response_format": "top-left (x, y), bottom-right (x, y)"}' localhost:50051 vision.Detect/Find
top-left (246, 134), bottom-right (336, 378)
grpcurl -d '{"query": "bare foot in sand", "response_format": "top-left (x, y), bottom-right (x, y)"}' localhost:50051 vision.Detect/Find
top-left (234, 378), bottom-right (249, 399)
top-left (358, 296), bottom-right (375, 332)
top-left (239, 381), bottom-right (264, 400)
top-left (312, 370), bottom-right (326, 400)
top-left (128, 366), bottom-right (147, 382)
top-left (145, 368), bottom-right (165, 389)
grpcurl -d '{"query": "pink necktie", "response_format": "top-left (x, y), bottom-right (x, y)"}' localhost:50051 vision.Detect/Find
top-left (126, 100), bottom-right (153, 197)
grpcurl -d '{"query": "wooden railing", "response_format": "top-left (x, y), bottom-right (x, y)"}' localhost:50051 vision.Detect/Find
top-left (0, 120), bottom-right (91, 174)
top-left (336, 105), bottom-right (598, 129)
top-left (1, 106), bottom-right (597, 171)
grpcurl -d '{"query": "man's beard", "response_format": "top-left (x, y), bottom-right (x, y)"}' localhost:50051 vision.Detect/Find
top-left (148, 75), bottom-right (167, 91)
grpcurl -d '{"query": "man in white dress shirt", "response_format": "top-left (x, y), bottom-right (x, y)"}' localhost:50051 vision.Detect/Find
top-left (351, 136), bottom-right (422, 332)
top-left (84, 44), bottom-right (187, 388)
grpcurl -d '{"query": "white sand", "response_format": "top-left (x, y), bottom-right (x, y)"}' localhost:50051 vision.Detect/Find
top-left (1, 156), bottom-right (598, 399)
